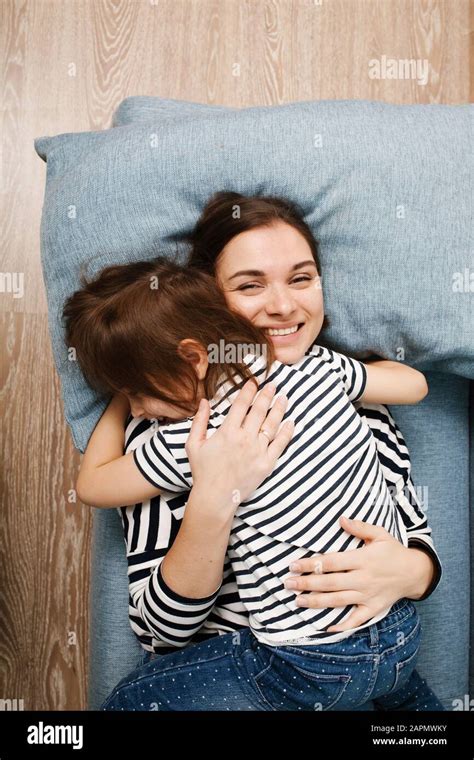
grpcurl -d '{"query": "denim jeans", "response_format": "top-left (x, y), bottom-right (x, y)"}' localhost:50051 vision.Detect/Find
top-left (100, 599), bottom-right (445, 711)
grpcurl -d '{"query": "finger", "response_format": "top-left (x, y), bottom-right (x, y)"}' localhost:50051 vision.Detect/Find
top-left (267, 419), bottom-right (295, 461)
top-left (288, 550), bottom-right (364, 575)
top-left (241, 382), bottom-right (278, 436)
top-left (296, 591), bottom-right (364, 609)
top-left (247, 393), bottom-right (288, 441)
top-left (326, 606), bottom-right (373, 633)
top-left (285, 570), bottom-right (364, 593)
top-left (185, 398), bottom-right (210, 451)
top-left (224, 379), bottom-right (260, 429)
top-left (340, 515), bottom-right (388, 542)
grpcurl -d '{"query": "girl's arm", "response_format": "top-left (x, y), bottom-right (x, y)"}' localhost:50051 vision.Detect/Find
top-left (360, 359), bottom-right (428, 405)
top-left (76, 393), bottom-right (162, 508)
top-left (77, 382), bottom-right (294, 514)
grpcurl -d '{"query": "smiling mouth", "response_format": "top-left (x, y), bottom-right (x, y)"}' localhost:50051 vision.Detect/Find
top-left (265, 323), bottom-right (304, 336)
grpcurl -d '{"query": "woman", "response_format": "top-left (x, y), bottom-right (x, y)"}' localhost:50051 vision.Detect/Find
top-left (99, 192), bottom-right (442, 710)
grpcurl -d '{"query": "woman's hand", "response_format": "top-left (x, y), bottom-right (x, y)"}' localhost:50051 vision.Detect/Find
top-left (284, 516), bottom-right (435, 632)
top-left (185, 379), bottom-right (294, 512)
top-left (159, 380), bottom-right (294, 600)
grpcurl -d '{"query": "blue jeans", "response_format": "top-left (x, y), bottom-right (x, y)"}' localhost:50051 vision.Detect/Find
top-left (100, 599), bottom-right (445, 711)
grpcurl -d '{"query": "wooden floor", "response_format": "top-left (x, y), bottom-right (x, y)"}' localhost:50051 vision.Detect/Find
top-left (1, 0), bottom-right (472, 710)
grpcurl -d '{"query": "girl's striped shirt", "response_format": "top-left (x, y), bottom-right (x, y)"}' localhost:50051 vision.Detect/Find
top-left (119, 345), bottom-right (442, 651)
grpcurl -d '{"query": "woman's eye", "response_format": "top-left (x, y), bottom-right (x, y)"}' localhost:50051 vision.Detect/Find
top-left (237, 283), bottom-right (262, 291)
top-left (237, 275), bottom-right (314, 291)
top-left (291, 276), bottom-right (312, 284)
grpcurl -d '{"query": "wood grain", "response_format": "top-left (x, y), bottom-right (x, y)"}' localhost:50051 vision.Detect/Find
top-left (0, 0), bottom-right (470, 710)
top-left (0, 313), bottom-right (88, 710)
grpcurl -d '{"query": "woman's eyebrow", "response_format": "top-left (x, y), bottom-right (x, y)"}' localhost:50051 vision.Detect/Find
top-left (228, 259), bottom-right (317, 281)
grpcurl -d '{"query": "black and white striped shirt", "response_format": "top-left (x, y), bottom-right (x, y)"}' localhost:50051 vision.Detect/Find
top-left (119, 346), bottom-right (442, 652)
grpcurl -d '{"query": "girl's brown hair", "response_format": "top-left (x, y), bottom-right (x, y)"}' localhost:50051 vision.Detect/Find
top-left (186, 191), bottom-right (330, 334)
top-left (62, 257), bottom-right (275, 413)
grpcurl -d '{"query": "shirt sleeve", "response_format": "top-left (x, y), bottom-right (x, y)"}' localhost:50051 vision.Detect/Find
top-left (315, 345), bottom-right (367, 402)
top-left (133, 427), bottom-right (191, 493)
top-left (124, 501), bottom-right (222, 649)
top-left (393, 475), bottom-right (443, 600)
top-left (136, 553), bottom-right (223, 648)
top-left (355, 401), bottom-right (442, 600)
top-left (120, 417), bottom-right (221, 649)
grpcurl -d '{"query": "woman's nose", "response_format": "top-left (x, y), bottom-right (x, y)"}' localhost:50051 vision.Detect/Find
top-left (265, 287), bottom-right (297, 316)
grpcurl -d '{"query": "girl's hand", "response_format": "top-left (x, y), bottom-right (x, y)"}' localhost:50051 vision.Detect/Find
top-left (185, 379), bottom-right (294, 511)
top-left (284, 516), bottom-right (435, 631)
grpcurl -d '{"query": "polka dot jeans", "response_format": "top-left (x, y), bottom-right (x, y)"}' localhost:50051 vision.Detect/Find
top-left (100, 598), bottom-right (445, 711)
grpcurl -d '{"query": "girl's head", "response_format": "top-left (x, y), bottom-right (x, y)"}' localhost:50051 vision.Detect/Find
top-left (187, 192), bottom-right (328, 366)
top-left (63, 257), bottom-right (275, 420)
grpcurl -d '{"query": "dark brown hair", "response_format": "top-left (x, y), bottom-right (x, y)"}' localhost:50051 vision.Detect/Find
top-left (62, 257), bottom-right (275, 413)
top-left (186, 191), bottom-right (330, 334)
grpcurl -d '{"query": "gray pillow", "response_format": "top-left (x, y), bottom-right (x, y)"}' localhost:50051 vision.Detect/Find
top-left (34, 98), bottom-right (473, 453)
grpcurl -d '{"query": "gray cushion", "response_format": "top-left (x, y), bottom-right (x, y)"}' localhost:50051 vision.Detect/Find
top-left (33, 97), bottom-right (473, 711)
top-left (34, 97), bottom-right (473, 453)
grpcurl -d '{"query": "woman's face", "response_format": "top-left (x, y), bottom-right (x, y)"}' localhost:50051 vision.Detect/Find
top-left (216, 221), bottom-right (325, 365)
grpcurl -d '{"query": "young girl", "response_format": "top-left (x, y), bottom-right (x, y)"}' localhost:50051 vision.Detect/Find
top-left (64, 256), bottom-right (443, 709)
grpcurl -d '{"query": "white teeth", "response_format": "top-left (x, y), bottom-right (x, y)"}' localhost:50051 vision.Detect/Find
top-left (266, 324), bottom-right (300, 336)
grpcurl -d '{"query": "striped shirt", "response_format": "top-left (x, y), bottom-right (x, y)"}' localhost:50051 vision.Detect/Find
top-left (120, 345), bottom-right (442, 651)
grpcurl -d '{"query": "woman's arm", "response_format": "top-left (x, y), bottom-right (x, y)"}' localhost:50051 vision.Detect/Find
top-left (145, 380), bottom-right (294, 599)
top-left (283, 403), bottom-right (441, 630)
top-left (127, 483), bottom-right (236, 648)
top-left (360, 359), bottom-right (428, 405)
top-left (403, 544), bottom-right (437, 599)
top-left (355, 400), bottom-right (442, 599)
top-left (123, 381), bottom-right (294, 646)
top-left (76, 393), bottom-right (162, 508)
top-left (158, 483), bottom-right (236, 600)
top-left (284, 518), bottom-right (438, 633)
